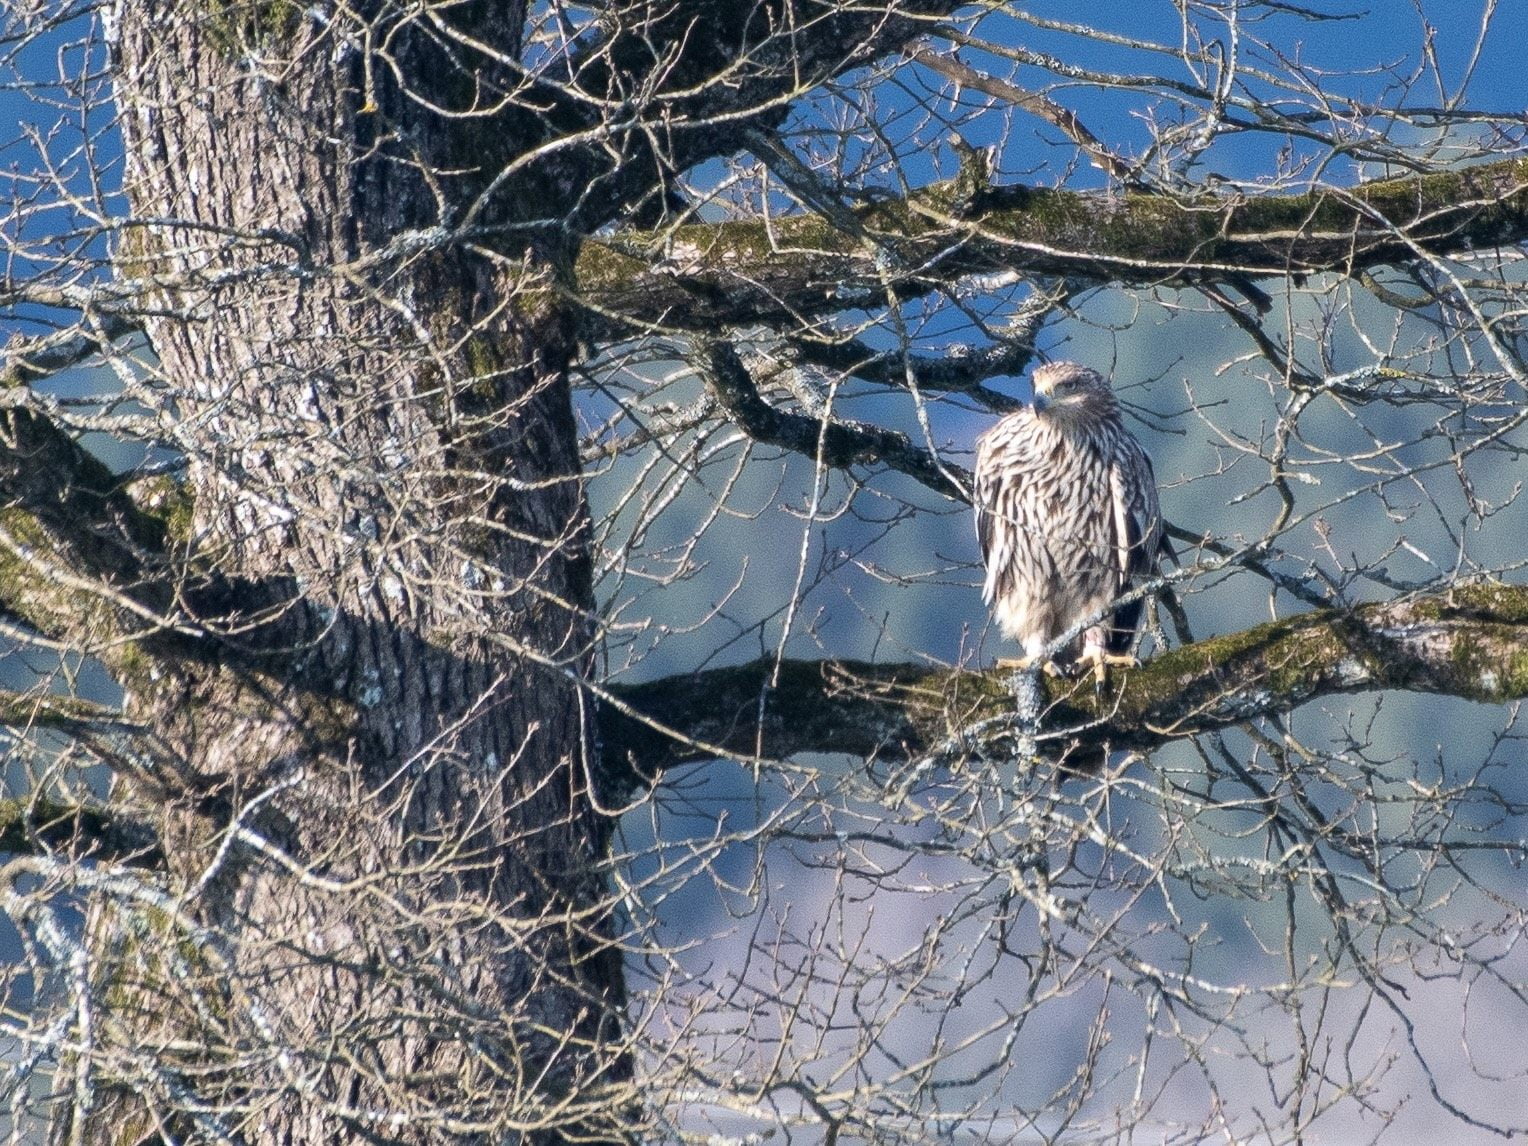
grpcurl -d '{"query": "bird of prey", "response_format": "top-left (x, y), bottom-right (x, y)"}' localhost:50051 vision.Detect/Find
top-left (974, 361), bottom-right (1166, 683)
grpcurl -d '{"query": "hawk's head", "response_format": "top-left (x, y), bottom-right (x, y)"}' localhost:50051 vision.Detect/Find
top-left (1031, 361), bottom-right (1116, 424)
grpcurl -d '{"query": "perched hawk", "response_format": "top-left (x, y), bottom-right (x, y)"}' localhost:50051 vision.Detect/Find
top-left (974, 361), bottom-right (1166, 681)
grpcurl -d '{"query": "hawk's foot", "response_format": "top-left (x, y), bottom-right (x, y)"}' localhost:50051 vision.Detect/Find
top-left (1075, 646), bottom-right (1139, 688)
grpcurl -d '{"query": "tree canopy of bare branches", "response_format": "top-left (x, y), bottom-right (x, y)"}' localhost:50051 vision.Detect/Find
top-left (1, 1), bottom-right (1527, 1142)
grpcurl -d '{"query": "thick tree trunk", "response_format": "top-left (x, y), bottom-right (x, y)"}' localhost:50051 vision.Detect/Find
top-left (86, 5), bottom-right (624, 1141)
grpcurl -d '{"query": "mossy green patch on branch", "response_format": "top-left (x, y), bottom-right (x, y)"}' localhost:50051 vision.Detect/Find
top-left (0, 795), bottom-right (158, 866)
top-left (573, 157), bottom-right (1528, 331)
top-left (0, 507), bottom-right (111, 630)
top-left (1416, 580), bottom-right (1528, 625)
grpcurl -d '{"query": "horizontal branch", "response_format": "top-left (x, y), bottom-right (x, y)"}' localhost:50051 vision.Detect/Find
top-left (0, 401), bottom-right (178, 652)
top-left (0, 408), bottom-right (292, 686)
top-left (575, 157), bottom-right (1528, 329)
top-left (0, 690), bottom-right (139, 736)
top-left (598, 582), bottom-right (1528, 782)
top-left (906, 45), bottom-right (1137, 184)
top-left (0, 796), bottom-right (161, 868)
top-left (1, 315), bottom-right (141, 389)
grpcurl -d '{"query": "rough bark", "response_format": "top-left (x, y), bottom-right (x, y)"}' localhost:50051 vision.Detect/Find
top-left (53, 2), bottom-right (964, 1141)
top-left (94, 5), bottom-right (620, 1142)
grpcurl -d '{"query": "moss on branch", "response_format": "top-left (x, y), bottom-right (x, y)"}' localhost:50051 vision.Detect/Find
top-left (0, 796), bottom-right (160, 867)
top-left (0, 405), bottom-right (182, 683)
top-left (599, 582), bottom-right (1528, 786)
top-left (575, 157), bottom-right (1528, 330)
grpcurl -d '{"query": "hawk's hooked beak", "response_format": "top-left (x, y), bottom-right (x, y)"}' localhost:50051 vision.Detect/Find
top-left (1032, 391), bottom-right (1051, 414)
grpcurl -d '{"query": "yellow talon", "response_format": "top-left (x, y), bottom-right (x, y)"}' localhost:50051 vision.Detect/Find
top-left (1076, 647), bottom-right (1139, 686)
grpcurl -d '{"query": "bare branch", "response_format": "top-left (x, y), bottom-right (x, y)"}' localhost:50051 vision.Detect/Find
top-left (696, 340), bottom-right (969, 500)
top-left (0, 690), bottom-right (136, 736)
top-left (1, 315), bottom-right (141, 388)
top-left (905, 44), bottom-right (1139, 184)
top-left (528, 1), bottom-right (968, 232)
top-left (785, 334), bottom-right (1032, 410)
